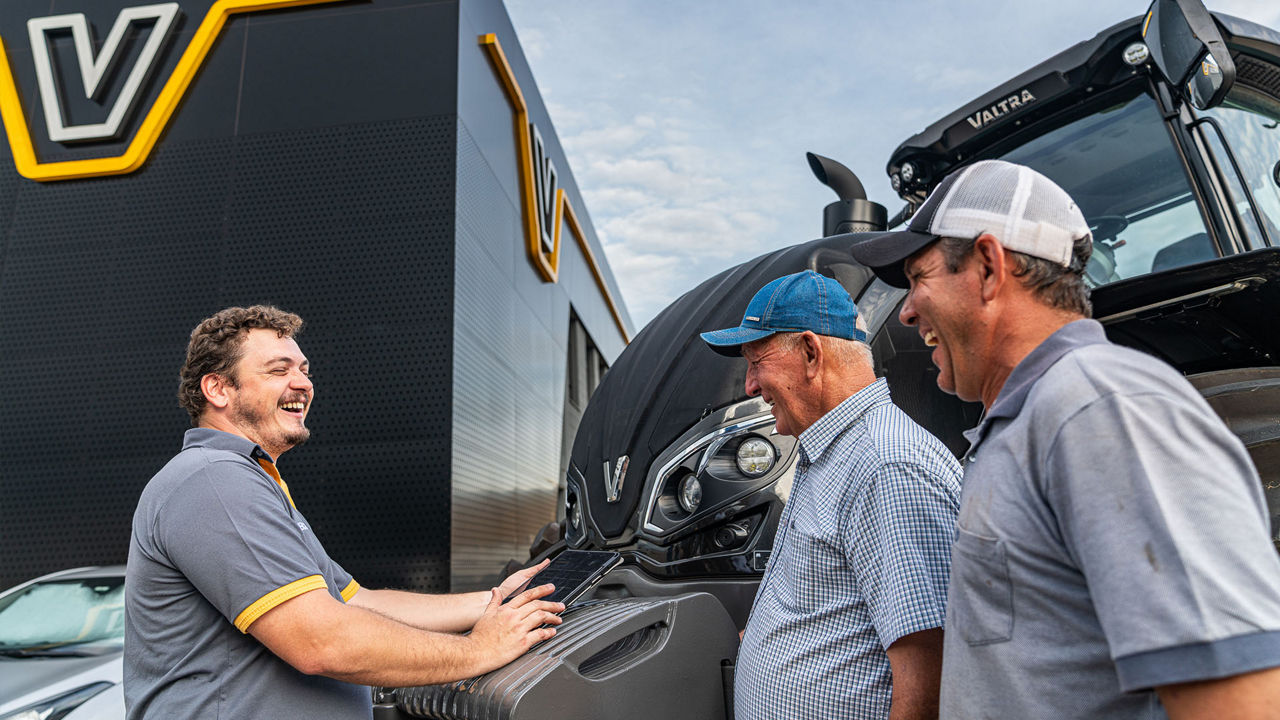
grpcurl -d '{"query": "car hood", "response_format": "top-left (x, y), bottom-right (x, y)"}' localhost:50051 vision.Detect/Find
top-left (0, 652), bottom-right (121, 705)
top-left (1094, 248), bottom-right (1280, 374)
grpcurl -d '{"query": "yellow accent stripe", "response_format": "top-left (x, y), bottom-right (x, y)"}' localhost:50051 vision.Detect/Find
top-left (478, 34), bottom-right (631, 344)
top-left (0, 0), bottom-right (344, 182)
top-left (233, 574), bottom-right (327, 632)
top-left (256, 458), bottom-right (296, 510)
top-left (1143, 10), bottom-right (1152, 38)
top-left (340, 579), bottom-right (360, 602)
top-left (554, 188), bottom-right (632, 345)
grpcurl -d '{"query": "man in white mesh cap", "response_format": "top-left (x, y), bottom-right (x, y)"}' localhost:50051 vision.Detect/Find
top-left (851, 159), bottom-right (1280, 718)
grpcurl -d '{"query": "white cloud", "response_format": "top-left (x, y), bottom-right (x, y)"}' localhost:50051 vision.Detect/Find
top-left (505, 0), bottom-right (1280, 329)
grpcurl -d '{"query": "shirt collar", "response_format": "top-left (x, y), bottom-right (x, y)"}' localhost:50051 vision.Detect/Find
top-left (183, 427), bottom-right (275, 464)
top-left (962, 318), bottom-right (1109, 449)
top-left (797, 377), bottom-right (891, 463)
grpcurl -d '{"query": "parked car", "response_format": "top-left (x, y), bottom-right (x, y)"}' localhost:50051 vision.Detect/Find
top-left (0, 566), bottom-right (125, 720)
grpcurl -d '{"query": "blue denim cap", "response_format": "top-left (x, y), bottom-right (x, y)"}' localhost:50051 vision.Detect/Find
top-left (700, 270), bottom-right (867, 357)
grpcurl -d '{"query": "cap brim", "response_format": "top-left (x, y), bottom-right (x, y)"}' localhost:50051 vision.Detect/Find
top-left (699, 326), bottom-right (778, 357)
top-left (849, 228), bottom-right (940, 288)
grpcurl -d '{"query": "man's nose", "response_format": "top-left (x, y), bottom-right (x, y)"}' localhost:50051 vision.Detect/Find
top-left (292, 370), bottom-right (313, 391)
top-left (899, 292), bottom-right (918, 327)
top-left (744, 369), bottom-right (760, 397)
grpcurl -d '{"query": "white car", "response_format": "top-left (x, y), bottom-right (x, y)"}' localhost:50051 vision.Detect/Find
top-left (0, 566), bottom-right (125, 720)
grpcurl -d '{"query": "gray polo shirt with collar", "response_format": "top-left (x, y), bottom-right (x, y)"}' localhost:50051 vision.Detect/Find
top-left (125, 428), bottom-right (370, 720)
top-left (940, 319), bottom-right (1280, 719)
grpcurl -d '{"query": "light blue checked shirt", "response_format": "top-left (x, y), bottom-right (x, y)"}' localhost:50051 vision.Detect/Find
top-left (735, 378), bottom-right (962, 720)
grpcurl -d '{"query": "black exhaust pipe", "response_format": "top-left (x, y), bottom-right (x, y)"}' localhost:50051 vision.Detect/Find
top-left (806, 152), bottom-right (887, 237)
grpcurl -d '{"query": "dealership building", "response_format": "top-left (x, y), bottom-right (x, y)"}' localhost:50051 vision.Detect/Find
top-left (0, 0), bottom-right (631, 592)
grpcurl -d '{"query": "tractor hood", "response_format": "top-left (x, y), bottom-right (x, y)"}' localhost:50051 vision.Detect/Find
top-left (568, 234), bottom-right (875, 541)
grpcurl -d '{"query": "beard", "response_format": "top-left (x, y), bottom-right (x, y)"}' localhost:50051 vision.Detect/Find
top-left (230, 401), bottom-right (310, 451)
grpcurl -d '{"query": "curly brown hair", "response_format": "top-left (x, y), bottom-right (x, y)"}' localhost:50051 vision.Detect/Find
top-left (178, 306), bottom-right (304, 424)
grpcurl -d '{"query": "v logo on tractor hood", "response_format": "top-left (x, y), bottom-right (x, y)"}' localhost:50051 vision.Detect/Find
top-left (1093, 248), bottom-right (1280, 375)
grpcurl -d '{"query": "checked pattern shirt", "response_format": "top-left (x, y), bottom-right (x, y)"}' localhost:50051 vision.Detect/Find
top-left (734, 378), bottom-right (962, 720)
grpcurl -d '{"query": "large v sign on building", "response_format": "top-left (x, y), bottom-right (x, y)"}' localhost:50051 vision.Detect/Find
top-left (0, 0), bottom-right (343, 182)
top-left (28, 3), bottom-right (180, 143)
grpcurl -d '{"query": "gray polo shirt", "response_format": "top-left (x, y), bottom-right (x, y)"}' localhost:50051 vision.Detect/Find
top-left (940, 319), bottom-right (1280, 719)
top-left (125, 428), bottom-right (371, 720)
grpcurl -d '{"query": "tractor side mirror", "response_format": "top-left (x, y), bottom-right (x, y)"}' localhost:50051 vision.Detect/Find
top-left (1143, 0), bottom-right (1236, 109)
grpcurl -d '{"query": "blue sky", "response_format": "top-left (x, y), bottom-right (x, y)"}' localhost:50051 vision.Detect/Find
top-left (505, 0), bottom-right (1280, 329)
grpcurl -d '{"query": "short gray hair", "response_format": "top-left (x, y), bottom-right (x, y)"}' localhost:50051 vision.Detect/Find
top-left (774, 332), bottom-right (873, 370)
top-left (937, 235), bottom-right (1092, 317)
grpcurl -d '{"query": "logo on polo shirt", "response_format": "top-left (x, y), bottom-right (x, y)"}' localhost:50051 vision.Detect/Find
top-left (296, 521), bottom-right (310, 533)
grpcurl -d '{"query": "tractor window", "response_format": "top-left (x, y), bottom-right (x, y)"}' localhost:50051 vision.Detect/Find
top-left (1199, 86), bottom-right (1280, 249)
top-left (996, 92), bottom-right (1212, 285)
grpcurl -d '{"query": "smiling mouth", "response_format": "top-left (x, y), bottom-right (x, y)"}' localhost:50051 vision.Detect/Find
top-left (923, 330), bottom-right (939, 347)
top-left (280, 401), bottom-right (306, 415)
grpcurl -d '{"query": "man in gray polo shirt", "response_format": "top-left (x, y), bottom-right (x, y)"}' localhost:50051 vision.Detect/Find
top-left (851, 160), bottom-right (1280, 717)
top-left (125, 306), bottom-right (565, 719)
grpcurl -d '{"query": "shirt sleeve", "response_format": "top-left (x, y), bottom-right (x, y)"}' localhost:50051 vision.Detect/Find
top-left (1047, 391), bottom-right (1280, 691)
top-left (328, 556), bottom-right (359, 602)
top-left (845, 461), bottom-right (959, 648)
top-left (154, 461), bottom-right (334, 633)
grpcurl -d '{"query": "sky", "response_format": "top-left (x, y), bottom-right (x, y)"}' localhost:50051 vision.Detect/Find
top-left (503, 0), bottom-right (1280, 330)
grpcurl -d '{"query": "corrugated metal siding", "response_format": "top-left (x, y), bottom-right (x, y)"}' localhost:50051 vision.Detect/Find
top-left (451, 124), bottom-right (563, 590)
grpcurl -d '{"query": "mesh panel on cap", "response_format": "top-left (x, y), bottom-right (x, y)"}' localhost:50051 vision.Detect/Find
top-left (930, 160), bottom-right (1089, 268)
top-left (931, 161), bottom-right (1019, 241)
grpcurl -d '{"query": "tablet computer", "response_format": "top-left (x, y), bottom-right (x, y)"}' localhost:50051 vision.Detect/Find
top-left (505, 549), bottom-right (622, 608)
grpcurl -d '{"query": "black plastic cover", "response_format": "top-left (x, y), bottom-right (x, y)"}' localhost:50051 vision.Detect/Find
top-left (1094, 247), bottom-right (1280, 373)
top-left (886, 12), bottom-right (1280, 199)
top-left (569, 234), bottom-right (879, 539)
top-left (390, 593), bottom-right (738, 720)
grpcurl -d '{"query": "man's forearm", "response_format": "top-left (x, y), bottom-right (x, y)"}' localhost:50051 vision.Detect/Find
top-left (348, 587), bottom-right (488, 633)
top-left (254, 593), bottom-right (494, 686)
top-left (250, 587), bottom-right (559, 687)
top-left (1158, 665), bottom-right (1280, 719)
top-left (886, 628), bottom-right (943, 720)
top-left (318, 602), bottom-right (488, 685)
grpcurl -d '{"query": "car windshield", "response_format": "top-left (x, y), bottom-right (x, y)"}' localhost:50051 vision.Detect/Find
top-left (0, 576), bottom-right (125, 651)
top-left (997, 90), bottom-right (1213, 286)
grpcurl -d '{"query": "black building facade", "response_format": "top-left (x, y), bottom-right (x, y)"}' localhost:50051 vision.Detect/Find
top-left (0, 0), bottom-right (630, 592)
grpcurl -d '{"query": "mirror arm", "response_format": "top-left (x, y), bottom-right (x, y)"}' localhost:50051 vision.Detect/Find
top-left (1148, 71), bottom-right (1182, 120)
top-left (886, 205), bottom-right (913, 230)
top-left (1187, 115), bottom-right (1275, 250)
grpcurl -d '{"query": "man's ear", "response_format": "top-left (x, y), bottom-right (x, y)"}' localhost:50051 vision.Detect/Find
top-left (800, 331), bottom-right (823, 379)
top-left (201, 373), bottom-right (232, 410)
top-left (973, 233), bottom-right (1008, 302)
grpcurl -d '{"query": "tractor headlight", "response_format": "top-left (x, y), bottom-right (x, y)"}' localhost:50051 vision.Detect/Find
top-left (736, 437), bottom-right (776, 477)
top-left (677, 474), bottom-right (703, 514)
top-left (642, 398), bottom-right (797, 536)
top-left (1123, 42), bottom-right (1150, 66)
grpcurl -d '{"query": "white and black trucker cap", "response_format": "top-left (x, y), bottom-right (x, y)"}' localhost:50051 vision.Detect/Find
top-left (850, 160), bottom-right (1092, 288)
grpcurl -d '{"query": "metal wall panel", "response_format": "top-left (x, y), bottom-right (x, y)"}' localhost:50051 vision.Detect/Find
top-left (451, 124), bottom-right (562, 590)
top-left (0, 0), bottom-right (631, 596)
top-left (0, 0), bottom-right (461, 591)
top-left (450, 0), bottom-right (633, 589)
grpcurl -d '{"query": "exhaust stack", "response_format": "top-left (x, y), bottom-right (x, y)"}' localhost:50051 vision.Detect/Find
top-left (807, 152), bottom-right (887, 237)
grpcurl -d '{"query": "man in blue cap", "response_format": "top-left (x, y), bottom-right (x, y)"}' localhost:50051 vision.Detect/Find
top-left (701, 270), bottom-right (962, 720)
